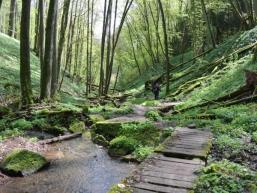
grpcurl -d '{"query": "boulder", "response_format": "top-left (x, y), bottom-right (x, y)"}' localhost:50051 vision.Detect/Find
top-left (0, 149), bottom-right (49, 176)
top-left (93, 121), bottom-right (122, 141)
top-left (108, 136), bottom-right (137, 157)
top-left (69, 121), bottom-right (86, 133)
top-left (92, 134), bottom-right (109, 147)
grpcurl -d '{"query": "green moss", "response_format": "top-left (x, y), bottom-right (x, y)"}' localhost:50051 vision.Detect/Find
top-left (93, 121), bottom-right (122, 141)
top-left (68, 121), bottom-right (86, 133)
top-left (92, 134), bottom-right (109, 147)
top-left (108, 136), bottom-right (138, 157)
top-left (89, 114), bottom-right (105, 124)
top-left (0, 149), bottom-right (49, 176)
top-left (132, 146), bottom-right (154, 162)
top-left (145, 110), bottom-right (162, 121)
top-left (11, 119), bottom-right (33, 130)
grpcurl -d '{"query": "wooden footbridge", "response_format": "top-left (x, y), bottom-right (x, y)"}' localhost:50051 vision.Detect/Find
top-left (131, 127), bottom-right (213, 193)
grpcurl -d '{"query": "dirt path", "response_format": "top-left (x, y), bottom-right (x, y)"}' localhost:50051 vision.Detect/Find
top-left (105, 102), bottom-right (180, 125)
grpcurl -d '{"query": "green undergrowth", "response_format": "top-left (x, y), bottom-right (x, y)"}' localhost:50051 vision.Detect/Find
top-left (0, 102), bottom-right (89, 141)
top-left (93, 121), bottom-right (174, 161)
top-left (165, 103), bottom-right (257, 192)
top-left (0, 32), bottom-right (86, 105)
top-left (192, 160), bottom-right (257, 193)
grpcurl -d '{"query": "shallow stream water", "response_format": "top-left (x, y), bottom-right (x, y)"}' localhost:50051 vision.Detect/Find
top-left (0, 137), bottom-right (136, 193)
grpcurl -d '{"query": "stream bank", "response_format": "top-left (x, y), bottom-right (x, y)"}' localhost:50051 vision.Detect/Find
top-left (0, 137), bottom-right (136, 193)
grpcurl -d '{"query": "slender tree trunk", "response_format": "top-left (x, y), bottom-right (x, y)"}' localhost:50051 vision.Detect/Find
top-left (33, 0), bottom-right (39, 55)
top-left (88, 0), bottom-right (95, 93)
top-left (157, 0), bottom-right (171, 95)
top-left (51, 5), bottom-right (58, 97)
top-left (40, 0), bottom-right (58, 99)
top-left (20, 0), bottom-right (33, 106)
top-left (99, 0), bottom-right (108, 96)
top-left (112, 65), bottom-right (120, 94)
top-left (0, 0), bottom-right (3, 10)
top-left (200, 0), bottom-right (216, 48)
top-left (57, 0), bottom-right (71, 83)
top-left (38, 0), bottom-right (44, 70)
top-left (8, 0), bottom-right (16, 37)
top-left (86, 0), bottom-right (91, 95)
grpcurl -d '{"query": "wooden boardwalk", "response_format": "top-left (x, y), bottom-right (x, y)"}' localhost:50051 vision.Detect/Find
top-left (131, 127), bottom-right (213, 193)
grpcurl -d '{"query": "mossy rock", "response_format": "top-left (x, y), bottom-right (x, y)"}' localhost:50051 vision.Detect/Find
top-left (108, 136), bottom-right (137, 157)
top-left (0, 105), bottom-right (11, 117)
top-left (0, 149), bottom-right (49, 176)
top-left (68, 121), bottom-right (86, 133)
top-left (93, 121), bottom-right (122, 141)
top-left (89, 114), bottom-right (105, 124)
top-left (92, 134), bottom-right (109, 147)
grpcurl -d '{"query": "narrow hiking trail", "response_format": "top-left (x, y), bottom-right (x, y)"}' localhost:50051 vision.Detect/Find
top-left (131, 128), bottom-right (213, 193)
top-left (103, 101), bottom-right (212, 193)
top-left (105, 102), bottom-right (180, 124)
top-left (105, 101), bottom-right (213, 193)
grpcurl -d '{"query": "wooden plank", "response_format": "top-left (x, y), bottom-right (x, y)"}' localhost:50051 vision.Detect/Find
top-left (148, 160), bottom-right (202, 170)
top-left (164, 144), bottom-right (207, 150)
top-left (133, 183), bottom-right (188, 193)
top-left (141, 170), bottom-right (196, 182)
top-left (38, 133), bottom-right (82, 144)
top-left (143, 165), bottom-right (197, 175)
top-left (160, 149), bottom-right (207, 159)
top-left (141, 176), bottom-right (193, 189)
top-left (150, 155), bottom-right (204, 165)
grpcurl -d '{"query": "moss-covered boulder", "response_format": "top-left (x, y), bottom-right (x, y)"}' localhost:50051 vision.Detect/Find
top-left (0, 149), bottom-right (49, 176)
top-left (89, 114), bottom-right (105, 124)
top-left (108, 136), bottom-right (137, 157)
top-left (93, 121), bottom-right (122, 141)
top-left (69, 121), bottom-right (86, 133)
top-left (92, 134), bottom-right (109, 147)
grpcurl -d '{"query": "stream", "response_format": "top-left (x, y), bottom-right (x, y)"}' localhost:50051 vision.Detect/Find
top-left (0, 137), bottom-right (136, 193)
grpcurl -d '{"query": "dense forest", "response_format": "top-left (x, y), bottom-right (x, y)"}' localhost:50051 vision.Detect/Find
top-left (0, 0), bottom-right (257, 193)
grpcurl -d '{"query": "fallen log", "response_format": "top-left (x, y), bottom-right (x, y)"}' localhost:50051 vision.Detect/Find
top-left (38, 133), bottom-right (82, 145)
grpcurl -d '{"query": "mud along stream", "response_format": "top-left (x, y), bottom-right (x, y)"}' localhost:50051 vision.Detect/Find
top-left (0, 137), bottom-right (136, 193)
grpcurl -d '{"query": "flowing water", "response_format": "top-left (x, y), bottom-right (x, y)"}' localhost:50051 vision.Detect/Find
top-left (0, 137), bottom-right (136, 193)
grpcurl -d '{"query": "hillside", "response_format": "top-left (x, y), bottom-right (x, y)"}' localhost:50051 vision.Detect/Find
top-left (0, 33), bottom-right (86, 105)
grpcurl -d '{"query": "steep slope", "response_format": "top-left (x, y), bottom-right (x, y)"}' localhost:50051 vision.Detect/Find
top-left (0, 33), bottom-right (86, 105)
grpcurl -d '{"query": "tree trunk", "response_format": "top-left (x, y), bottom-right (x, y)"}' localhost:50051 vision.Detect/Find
top-left (8, 0), bottom-right (16, 37)
top-left (33, 0), bottom-right (39, 55)
top-left (0, 0), bottom-right (3, 10)
top-left (20, 0), bottom-right (33, 106)
top-left (38, 0), bottom-right (45, 71)
top-left (200, 0), bottom-right (216, 48)
top-left (51, 5), bottom-right (58, 97)
top-left (57, 0), bottom-right (71, 83)
top-left (157, 0), bottom-right (171, 95)
top-left (40, 0), bottom-right (58, 99)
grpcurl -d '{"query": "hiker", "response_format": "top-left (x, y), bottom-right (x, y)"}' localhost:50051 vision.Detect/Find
top-left (152, 81), bottom-right (161, 100)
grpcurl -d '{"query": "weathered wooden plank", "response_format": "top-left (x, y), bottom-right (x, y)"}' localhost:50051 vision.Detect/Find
top-left (133, 183), bottom-right (188, 193)
top-left (141, 170), bottom-right (196, 182)
top-left (160, 149), bottom-right (207, 159)
top-left (143, 165), bottom-right (197, 175)
top-left (141, 176), bottom-right (193, 189)
top-left (148, 160), bottom-right (202, 170)
top-left (150, 155), bottom-right (204, 165)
